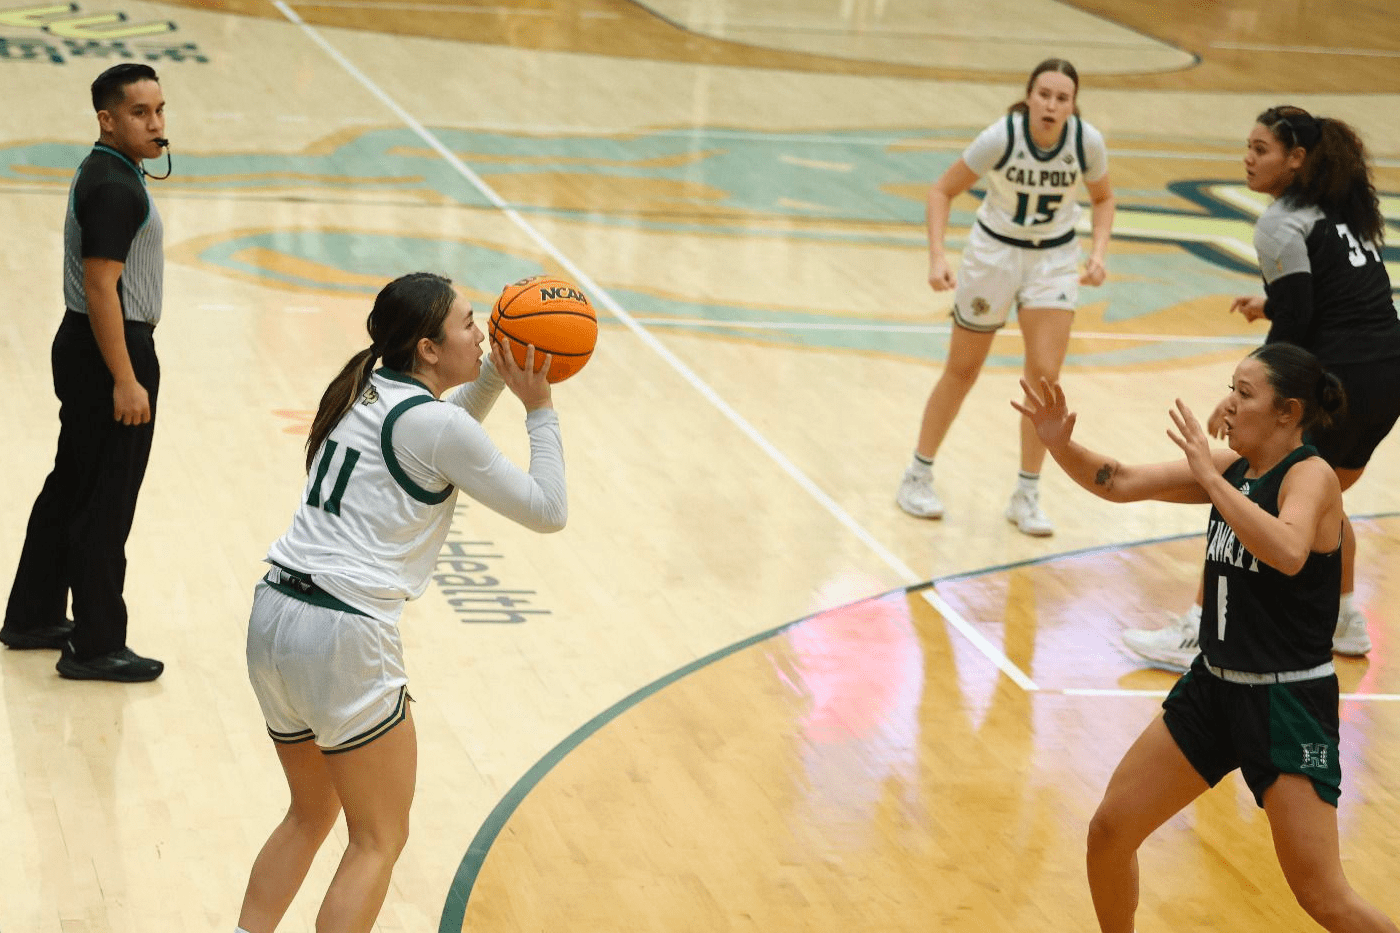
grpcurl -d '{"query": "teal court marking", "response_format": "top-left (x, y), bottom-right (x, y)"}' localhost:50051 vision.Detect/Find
top-left (3, 130), bottom-right (1394, 366)
top-left (437, 510), bottom-right (1399, 930)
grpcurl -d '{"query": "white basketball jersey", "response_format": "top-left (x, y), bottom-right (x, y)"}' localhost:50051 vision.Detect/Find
top-left (963, 111), bottom-right (1108, 243)
top-left (268, 370), bottom-right (461, 621)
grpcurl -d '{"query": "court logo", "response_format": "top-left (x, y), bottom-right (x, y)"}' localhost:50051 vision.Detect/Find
top-left (1301, 744), bottom-right (1328, 770)
top-left (0, 2), bottom-right (209, 64)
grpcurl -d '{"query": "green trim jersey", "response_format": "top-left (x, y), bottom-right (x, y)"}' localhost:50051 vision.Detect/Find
top-left (267, 362), bottom-right (566, 622)
top-left (63, 143), bottom-right (164, 325)
top-left (962, 111), bottom-right (1108, 244)
top-left (1199, 446), bottom-right (1340, 673)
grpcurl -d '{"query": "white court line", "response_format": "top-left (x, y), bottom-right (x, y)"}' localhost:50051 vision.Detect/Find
top-left (290, 0), bottom-right (618, 15)
top-left (1211, 41), bottom-right (1400, 59)
top-left (270, 1), bottom-right (1045, 692)
top-left (630, 318), bottom-right (1262, 345)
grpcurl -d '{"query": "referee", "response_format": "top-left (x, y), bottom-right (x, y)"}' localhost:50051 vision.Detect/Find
top-left (0, 64), bottom-right (168, 682)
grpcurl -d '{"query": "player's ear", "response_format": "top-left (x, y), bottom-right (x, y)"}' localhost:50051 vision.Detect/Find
top-left (416, 335), bottom-right (439, 367)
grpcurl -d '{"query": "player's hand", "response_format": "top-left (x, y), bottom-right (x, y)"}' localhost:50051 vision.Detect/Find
top-left (1230, 295), bottom-right (1266, 322)
top-left (1167, 399), bottom-right (1215, 481)
top-left (928, 256), bottom-right (955, 292)
top-left (1079, 257), bottom-right (1106, 286)
top-left (1010, 377), bottom-right (1076, 451)
top-left (112, 378), bottom-right (151, 426)
top-left (492, 337), bottom-right (553, 412)
top-left (1206, 396), bottom-right (1231, 440)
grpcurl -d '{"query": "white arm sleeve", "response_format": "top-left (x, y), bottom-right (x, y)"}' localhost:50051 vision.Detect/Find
top-left (395, 405), bottom-right (567, 533)
top-left (443, 355), bottom-right (506, 423)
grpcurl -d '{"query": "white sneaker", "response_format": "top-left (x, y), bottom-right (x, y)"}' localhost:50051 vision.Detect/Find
top-left (1005, 487), bottom-right (1053, 537)
top-left (1123, 610), bottom-right (1200, 672)
top-left (896, 468), bottom-right (944, 519)
top-left (1333, 603), bottom-right (1372, 657)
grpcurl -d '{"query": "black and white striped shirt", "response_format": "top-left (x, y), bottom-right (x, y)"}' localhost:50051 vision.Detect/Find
top-left (62, 143), bottom-right (164, 325)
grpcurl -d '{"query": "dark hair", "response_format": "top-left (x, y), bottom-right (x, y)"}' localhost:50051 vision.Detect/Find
top-left (1256, 105), bottom-right (1384, 245)
top-left (1009, 58), bottom-right (1081, 117)
top-left (1249, 342), bottom-right (1347, 434)
top-left (91, 63), bottom-right (159, 113)
top-left (305, 272), bottom-right (457, 470)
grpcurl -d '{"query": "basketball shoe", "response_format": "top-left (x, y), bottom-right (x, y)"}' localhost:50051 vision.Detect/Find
top-left (1123, 607), bottom-right (1200, 672)
top-left (896, 467), bottom-right (944, 519)
top-left (1005, 487), bottom-right (1053, 536)
top-left (1333, 603), bottom-right (1372, 657)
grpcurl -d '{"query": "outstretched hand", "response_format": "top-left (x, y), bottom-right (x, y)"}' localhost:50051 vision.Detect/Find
top-left (1230, 295), bottom-right (1266, 323)
top-left (1010, 377), bottom-right (1076, 450)
top-left (1166, 399), bottom-right (1214, 481)
top-left (491, 337), bottom-right (553, 412)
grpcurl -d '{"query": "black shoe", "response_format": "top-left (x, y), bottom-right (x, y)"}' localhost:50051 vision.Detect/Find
top-left (57, 647), bottom-right (164, 682)
top-left (0, 620), bottom-right (75, 650)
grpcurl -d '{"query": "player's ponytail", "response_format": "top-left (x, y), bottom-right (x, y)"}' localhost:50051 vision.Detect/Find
top-left (1249, 342), bottom-right (1348, 435)
top-left (1258, 106), bottom-right (1383, 245)
top-left (304, 272), bottom-right (457, 471)
top-left (1314, 370), bottom-right (1348, 434)
top-left (1008, 58), bottom-right (1081, 117)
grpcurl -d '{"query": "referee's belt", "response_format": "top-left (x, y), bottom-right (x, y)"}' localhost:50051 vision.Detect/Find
top-left (265, 563), bottom-right (326, 597)
top-left (1204, 659), bottom-right (1335, 685)
top-left (976, 220), bottom-right (1077, 250)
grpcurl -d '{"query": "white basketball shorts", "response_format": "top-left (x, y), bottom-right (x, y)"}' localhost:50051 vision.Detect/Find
top-left (951, 223), bottom-right (1081, 331)
top-left (246, 582), bottom-right (410, 753)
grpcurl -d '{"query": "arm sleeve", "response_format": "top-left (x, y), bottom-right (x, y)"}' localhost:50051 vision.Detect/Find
top-left (443, 354), bottom-right (506, 422)
top-left (1081, 122), bottom-right (1109, 183)
top-left (961, 119), bottom-right (1009, 177)
top-left (77, 182), bottom-right (147, 262)
top-left (402, 406), bottom-right (567, 533)
top-left (1263, 272), bottom-right (1315, 345)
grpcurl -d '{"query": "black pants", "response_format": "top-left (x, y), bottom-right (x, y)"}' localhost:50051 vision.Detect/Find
top-left (4, 311), bottom-right (159, 657)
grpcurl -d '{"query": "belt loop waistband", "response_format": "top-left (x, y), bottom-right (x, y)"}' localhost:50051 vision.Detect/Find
top-left (1204, 659), bottom-right (1335, 685)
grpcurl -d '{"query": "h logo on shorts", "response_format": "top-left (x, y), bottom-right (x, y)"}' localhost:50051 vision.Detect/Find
top-left (1301, 743), bottom-right (1328, 769)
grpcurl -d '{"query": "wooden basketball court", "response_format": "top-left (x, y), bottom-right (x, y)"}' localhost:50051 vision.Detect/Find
top-left (1, 1), bottom-right (1397, 930)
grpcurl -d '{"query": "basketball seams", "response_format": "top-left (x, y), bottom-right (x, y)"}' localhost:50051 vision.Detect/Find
top-left (487, 275), bottom-right (597, 382)
top-left (490, 322), bottom-right (592, 358)
top-left (493, 308), bottom-right (595, 322)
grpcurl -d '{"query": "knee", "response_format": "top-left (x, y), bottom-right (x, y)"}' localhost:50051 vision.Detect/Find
top-left (1022, 360), bottom-right (1061, 385)
top-left (348, 814), bottom-right (411, 859)
top-left (1086, 806), bottom-right (1139, 862)
top-left (939, 359), bottom-right (984, 391)
top-left (289, 798), bottom-right (342, 840)
top-left (1291, 880), bottom-right (1357, 930)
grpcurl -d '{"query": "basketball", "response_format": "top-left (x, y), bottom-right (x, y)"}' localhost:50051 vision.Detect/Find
top-left (488, 275), bottom-right (598, 383)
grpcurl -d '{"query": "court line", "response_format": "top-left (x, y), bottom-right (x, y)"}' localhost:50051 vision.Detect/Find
top-left (1211, 40), bottom-right (1400, 59)
top-left (630, 318), bottom-right (1262, 345)
top-left (291, 0), bottom-right (620, 14)
top-left (653, 19), bottom-right (1166, 49)
top-left (271, 0), bottom-right (1036, 695)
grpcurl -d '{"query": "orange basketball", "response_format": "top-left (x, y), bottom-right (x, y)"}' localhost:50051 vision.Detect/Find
top-left (488, 275), bottom-right (598, 383)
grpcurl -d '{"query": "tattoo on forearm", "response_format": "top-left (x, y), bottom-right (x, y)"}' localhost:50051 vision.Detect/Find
top-left (1094, 461), bottom-right (1118, 490)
